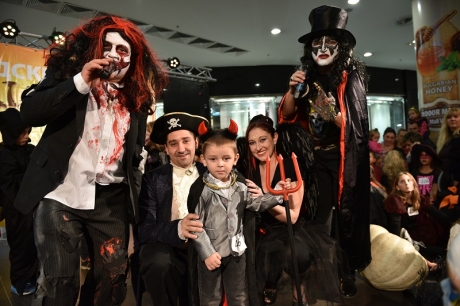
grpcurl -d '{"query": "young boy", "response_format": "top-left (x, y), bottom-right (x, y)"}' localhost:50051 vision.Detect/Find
top-left (187, 119), bottom-right (290, 305)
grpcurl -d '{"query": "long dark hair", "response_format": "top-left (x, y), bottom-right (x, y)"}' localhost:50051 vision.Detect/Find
top-left (244, 115), bottom-right (276, 180)
top-left (300, 36), bottom-right (369, 94)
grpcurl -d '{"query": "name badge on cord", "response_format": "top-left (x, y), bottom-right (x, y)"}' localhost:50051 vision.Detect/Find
top-left (407, 206), bottom-right (419, 216)
top-left (231, 232), bottom-right (247, 256)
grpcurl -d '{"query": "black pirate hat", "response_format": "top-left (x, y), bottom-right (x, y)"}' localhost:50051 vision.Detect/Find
top-left (298, 5), bottom-right (356, 46)
top-left (411, 144), bottom-right (443, 166)
top-left (151, 112), bottom-right (208, 145)
top-left (197, 119), bottom-right (238, 144)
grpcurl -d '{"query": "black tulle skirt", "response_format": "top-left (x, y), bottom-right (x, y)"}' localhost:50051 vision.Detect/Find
top-left (255, 218), bottom-right (345, 305)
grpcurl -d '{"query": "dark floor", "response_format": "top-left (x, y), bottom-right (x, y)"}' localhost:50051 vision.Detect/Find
top-left (0, 236), bottom-right (417, 306)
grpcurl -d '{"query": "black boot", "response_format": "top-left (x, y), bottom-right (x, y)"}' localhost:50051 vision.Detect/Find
top-left (340, 275), bottom-right (357, 298)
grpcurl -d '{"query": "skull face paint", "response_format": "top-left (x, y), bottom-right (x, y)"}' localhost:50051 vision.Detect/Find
top-left (311, 36), bottom-right (339, 67)
top-left (103, 32), bottom-right (131, 84)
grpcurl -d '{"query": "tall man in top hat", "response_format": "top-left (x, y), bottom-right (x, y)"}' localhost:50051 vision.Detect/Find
top-left (15, 15), bottom-right (167, 305)
top-left (137, 112), bottom-right (207, 305)
top-left (278, 5), bottom-right (371, 297)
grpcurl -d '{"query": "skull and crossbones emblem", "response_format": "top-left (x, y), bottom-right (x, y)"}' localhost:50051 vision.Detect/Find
top-left (167, 118), bottom-right (181, 130)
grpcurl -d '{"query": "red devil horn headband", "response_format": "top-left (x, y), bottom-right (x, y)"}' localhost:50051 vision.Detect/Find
top-left (198, 119), bottom-right (239, 143)
top-left (198, 121), bottom-right (208, 136)
top-left (228, 119), bottom-right (238, 136)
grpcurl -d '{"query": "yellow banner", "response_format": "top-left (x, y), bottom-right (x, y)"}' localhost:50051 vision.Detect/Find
top-left (0, 43), bottom-right (47, 144)
top-left (0, 43), bottom-right (46, 111)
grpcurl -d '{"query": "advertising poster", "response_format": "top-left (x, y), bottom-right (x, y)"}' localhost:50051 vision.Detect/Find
top-left (0, 43), bottom-right (47, 143)
top-left (412, 1), bottom-right (460, 129)
top-left (0, 43), bottom-right (46, 111)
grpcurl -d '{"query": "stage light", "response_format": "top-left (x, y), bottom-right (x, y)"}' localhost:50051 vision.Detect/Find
top-left (167, 57), bottom-right (180, 69)
top-left (0, 20), bottom-right (20, 38)
top-left (50, 28), bottom-right (65, 45)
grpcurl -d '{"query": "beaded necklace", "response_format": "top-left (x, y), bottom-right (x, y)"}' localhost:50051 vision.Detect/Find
top-left (202, 171), bottom-right (237, 190)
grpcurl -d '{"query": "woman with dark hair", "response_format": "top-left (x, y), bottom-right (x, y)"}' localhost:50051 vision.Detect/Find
top-left (277, 5), bottom-right (370, 297)
top-left (382, 127), bottom-right (405, 157)
top-left (241, 114), bottom-right (342, 306)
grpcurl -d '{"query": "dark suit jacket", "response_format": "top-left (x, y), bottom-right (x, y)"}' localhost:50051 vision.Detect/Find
top-left (137, 163), bottom-right (206, 247)
top-left (15, 69), bottom-right (147, 223)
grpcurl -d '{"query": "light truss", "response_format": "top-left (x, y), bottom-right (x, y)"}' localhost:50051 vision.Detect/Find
top-left (0, 31), bottom-right (50, 49)
top-left (167, 64), bottom-right (216, 83)
top-left (1, 32), bottom-right (216, 83)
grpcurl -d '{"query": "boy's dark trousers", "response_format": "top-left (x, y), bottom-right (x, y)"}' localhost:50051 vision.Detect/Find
top-left (197, 253), bottom-right (248, 306)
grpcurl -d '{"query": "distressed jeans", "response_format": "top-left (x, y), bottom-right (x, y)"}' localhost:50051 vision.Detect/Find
top-left (32, 183), bottom-right (129, 306)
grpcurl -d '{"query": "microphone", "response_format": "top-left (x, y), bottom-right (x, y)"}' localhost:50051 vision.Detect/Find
top-left (294, 60), bottom-right (314, 98)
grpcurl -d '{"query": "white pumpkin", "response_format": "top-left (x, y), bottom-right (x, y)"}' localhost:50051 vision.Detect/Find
top-left (361, 225), bottom-right (428, 291)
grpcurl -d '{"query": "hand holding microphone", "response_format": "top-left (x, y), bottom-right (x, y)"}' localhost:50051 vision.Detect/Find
top-left (291, 60), bottom-right (314, 98)
top-left (81, 58), bottom-right (113, 87)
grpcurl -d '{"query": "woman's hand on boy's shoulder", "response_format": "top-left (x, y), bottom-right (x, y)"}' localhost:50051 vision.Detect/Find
top-left (246, 179), bottom-right (262, 198)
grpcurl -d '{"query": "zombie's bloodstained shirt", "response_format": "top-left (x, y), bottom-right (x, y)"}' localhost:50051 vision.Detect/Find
top-left (45, 75), bottom-right (130, 210)
top-left (412, 169), bottom-right (441, 196)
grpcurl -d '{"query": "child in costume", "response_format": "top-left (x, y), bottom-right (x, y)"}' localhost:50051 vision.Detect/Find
top-left (409, 144), bottom-right (442, 204)
top-left (187, 119), bottom-right (290, 305)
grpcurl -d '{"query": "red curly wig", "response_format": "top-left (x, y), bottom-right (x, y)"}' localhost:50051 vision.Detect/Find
top-left (46, 15), bottom-right (168, 113)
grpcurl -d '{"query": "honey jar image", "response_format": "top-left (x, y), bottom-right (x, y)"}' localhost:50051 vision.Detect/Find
top-left (417, 43), bottom-right (446, 77)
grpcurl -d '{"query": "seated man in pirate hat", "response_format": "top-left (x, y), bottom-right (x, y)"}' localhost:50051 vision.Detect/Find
top-left (137, 112), bottom-right (207, 305)
top-left (278, 5), bottom-right (371, 298)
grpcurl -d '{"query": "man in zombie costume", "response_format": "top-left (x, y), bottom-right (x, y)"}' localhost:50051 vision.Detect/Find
top-left (278, 5), bottom-right (371, 298)
top-left (137, 112), bottom-right (207, 306)
top-left (15, 15), bottom-right (167, 305)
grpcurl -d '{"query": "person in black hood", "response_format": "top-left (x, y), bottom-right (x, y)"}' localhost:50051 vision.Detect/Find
top-left (0, 107), bottom-right (37, 296)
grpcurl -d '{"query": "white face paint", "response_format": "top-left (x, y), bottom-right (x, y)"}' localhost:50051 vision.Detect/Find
top-left (103, 32), bottom-right (131, 83)
top-left (311, 36), bottom-right (339, 67)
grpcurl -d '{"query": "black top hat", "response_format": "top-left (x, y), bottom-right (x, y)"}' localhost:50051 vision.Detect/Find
top-left (411, 144), bottom-right (442, 166)
top-left (151, 112), bottom-right (208, 145)
top-left (298, 5), bottom-right (356, 46)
